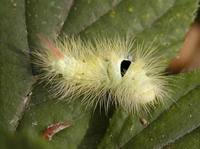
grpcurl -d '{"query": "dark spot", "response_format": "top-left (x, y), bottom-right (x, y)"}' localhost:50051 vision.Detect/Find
top-left (145, 72), bottom-right (151, 77)
top-left (58, 74), bottom-right (63, 78)
top-left (120, 60), bottom-right (131, 77)
top-left (139, 117), bottom-right (149, 127)
top-left (104, 58), bottom-right (109, 62)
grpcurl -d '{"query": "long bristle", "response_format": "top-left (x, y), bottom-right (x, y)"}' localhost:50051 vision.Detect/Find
top-left (32, 35), bottom-right (171, 114)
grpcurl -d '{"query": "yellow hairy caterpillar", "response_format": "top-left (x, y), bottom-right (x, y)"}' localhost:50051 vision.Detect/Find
top-left (33, 35), bottom-right (171, 114)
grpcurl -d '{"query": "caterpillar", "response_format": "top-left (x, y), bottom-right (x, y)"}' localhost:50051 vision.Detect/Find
top-left (32, 35), bottom-right (171, 114)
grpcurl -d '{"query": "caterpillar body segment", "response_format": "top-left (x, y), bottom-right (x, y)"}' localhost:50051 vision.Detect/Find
top-left (32, 35), bottom-right (170, 114)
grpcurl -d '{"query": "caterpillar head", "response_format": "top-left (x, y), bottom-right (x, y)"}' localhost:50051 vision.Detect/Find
top-left (33, 35), bottom-right (171, 114)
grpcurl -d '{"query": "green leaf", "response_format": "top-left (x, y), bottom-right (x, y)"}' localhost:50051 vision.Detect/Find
top-left (17, 85), bottom-right (91, 149)
top-left (81, 0), bottom-right (197, 60)
top-left (61, 0), bottom-right (122, 35)
top-left (0, 128), bottom-right (50, 149)
top-left (77, 106), bottom-right (114, 149)
top-left (163, 127), bottom-right (200, 149)
top-left (123, 85), bottom-right (200, 148)
top-left (26, 0), bottom-right (74, 47)
top-left (0, 0), bottom-right (33, 131)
